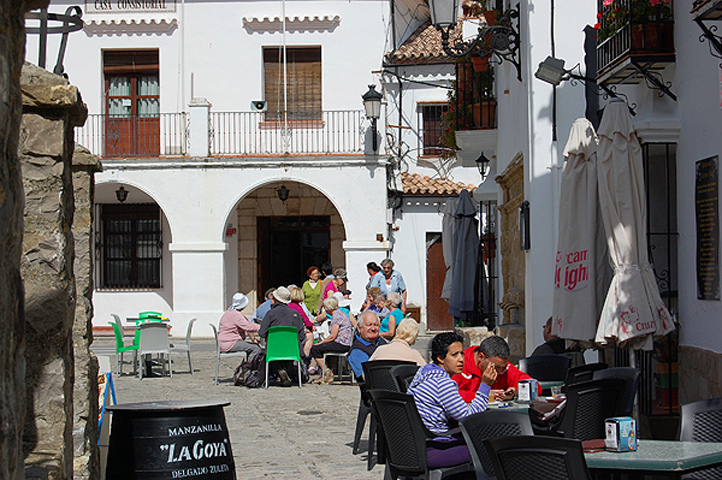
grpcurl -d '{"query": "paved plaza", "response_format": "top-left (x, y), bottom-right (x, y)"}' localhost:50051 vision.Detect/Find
top-left (97, 338), bottom-right (430, 479)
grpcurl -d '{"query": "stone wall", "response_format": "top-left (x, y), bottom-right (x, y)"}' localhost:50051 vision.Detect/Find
top-left (236, 181), bottom-right (346, 309)
top-left (0, 1), bottom-right (46, 478)
top-left (71, 146), bottom-right (101, 480)
top-left (679, 346), bottom-right (722, 405)
top-left (19, 62), bottom-right (87, 480)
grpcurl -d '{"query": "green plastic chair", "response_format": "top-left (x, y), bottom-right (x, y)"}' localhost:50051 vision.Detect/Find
top-left (109, 321), bottom-right (138, 375)
top-left (264, 326), bottom-right (302, 388)
top-left (138, 311), bottom-right (166, 322)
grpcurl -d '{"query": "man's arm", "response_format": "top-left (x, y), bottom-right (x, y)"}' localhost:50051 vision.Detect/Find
top-left (347, 347), bottom-right (367, 379)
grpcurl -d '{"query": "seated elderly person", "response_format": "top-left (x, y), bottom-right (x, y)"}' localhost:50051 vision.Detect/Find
top-left (309, 296), bottom-right (354, 384)
top-left (408, 332), bottom-right (497, 469)
top-left (379, 292), bottom-right (404, 339)
top-left (218, 292), bottom-right (263, 362)
top-left (369, 318), bottom-right (426, 366)
top-left (287, 286), bottom-right (315, 358)
top-left (348, 310), bottom-right (388, 382)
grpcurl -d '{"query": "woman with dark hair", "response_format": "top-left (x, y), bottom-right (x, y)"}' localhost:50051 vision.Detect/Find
top-left (407, 332), bottom-right (497, 469)
top-left (365, 261), bottom-right (382, 290)
top-left (301, 266), bottom-right (322, 315)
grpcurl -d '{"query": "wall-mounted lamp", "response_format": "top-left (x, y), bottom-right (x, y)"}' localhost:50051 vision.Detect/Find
top-left (475, 152), bottom-right (491, 181)
top-left (428, 0), bottom-right (522, 81)
top-left (362, 85), bottom-right (383, 152)
top-left (519, 200), bottom-right (530, 250)
top-left (276, 185), bottom-right (290, 203)
top-left (115, 186), bottom-right (128, 203)
top-left (534, 56), bottom-right (567, 86)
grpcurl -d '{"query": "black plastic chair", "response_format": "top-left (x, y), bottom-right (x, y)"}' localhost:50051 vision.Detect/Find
top-left (549, 377), bottom-right (628, 441)
top-left (483, 435), bottom-right (592, 480)
top-left (368, 389), bottom-right (474, 480)
top-left (593, 366), bottom-right (640, 417)
top-left (356, 360), bottom-right (415, 470)
top-left (565, 362), bottom-right (608, 386)
top-left (390, 363), bottom-right (419, 393)
top-left (459, 411), bottom-right (533, 480)
top-left (679, 397), bottom-right (722, 480)
top-left (518, 354), bottom-right (571, 381)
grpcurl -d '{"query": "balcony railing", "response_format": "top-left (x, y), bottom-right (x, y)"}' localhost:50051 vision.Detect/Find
top-left (210, 110), bottom-right (366, 156)
top-left (75, 113), bottom-right (188, 158)
top-left (597, 0), bottom-right (675, 77)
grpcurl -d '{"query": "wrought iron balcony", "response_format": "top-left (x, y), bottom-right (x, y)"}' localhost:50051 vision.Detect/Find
top-left (210, 110), bottom-right (366, 156)
top-left (75, 113), bottom-right (188, 158)
top-left (74, 110), bottom-right (368, 158)
top-left (596, 0), bottom-right (676, 97)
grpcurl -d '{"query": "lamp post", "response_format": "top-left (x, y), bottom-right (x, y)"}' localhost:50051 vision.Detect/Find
top-left (427, 0), bottom-right (522, 81)
top-left (362, 85), bottom-right (382, 152)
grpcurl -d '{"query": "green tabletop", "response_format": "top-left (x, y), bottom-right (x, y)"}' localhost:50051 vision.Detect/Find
top-left (485, 401), bottom-right (529, 413)
top-left (585, 440), bottom-right (722, 477)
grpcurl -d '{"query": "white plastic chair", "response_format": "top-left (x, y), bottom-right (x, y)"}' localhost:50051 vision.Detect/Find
top-left (170, 318), bottom-right (196, 374)
top-left (137, 322), bottom-right (172, 379)
top-left (210, 323), bottom-right (247, 385)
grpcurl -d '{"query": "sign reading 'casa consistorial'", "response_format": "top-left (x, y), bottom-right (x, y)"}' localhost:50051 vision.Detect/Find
top-left (85, 0), bottom-right (176, 14)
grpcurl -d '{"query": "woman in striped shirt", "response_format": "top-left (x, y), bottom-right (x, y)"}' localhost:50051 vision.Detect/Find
top-left (407, 332), bottom-right (497, 469)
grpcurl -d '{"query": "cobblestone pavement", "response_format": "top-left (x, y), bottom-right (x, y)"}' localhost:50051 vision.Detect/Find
top-left (99, 338), bottom-right (429, 480)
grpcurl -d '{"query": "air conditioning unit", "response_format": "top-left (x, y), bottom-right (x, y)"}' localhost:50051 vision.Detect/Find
top-left (250, 100), bottom-right (267, 112)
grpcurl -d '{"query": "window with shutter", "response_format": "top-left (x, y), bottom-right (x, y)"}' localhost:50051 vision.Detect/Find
top-left (263, 46), bottom-right (322, 123)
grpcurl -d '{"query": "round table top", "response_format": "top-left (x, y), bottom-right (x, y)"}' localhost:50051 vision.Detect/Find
top-left (107, 399), bottom-right (230, 412)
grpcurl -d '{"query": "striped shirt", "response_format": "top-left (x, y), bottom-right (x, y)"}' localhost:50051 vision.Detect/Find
top-left (408, 363), bottom-right (491, 435)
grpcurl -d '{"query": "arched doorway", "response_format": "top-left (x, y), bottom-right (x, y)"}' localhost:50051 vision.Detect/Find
top-left (228, 181), bottom-right (347, 306)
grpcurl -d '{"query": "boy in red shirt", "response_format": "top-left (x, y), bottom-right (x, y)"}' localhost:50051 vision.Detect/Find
top-left (453, 335), bottom-right (540, 403)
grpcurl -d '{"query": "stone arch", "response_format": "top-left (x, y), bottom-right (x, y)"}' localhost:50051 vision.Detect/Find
top-left (222, 180), bottom-right (347, 309)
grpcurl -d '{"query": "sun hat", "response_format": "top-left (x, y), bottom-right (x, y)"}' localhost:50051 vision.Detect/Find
top-left (333, 291), bottom-right (352, 308)
top-left (333, 267), bottom-right (348, 281)
top-left (230, 292), bottom-right (249, 310)
top-left (273, 286), bottom-right (292, 304)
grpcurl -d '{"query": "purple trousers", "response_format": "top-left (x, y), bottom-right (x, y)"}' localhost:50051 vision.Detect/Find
top-left (426, 437), bottom-right (471, 469)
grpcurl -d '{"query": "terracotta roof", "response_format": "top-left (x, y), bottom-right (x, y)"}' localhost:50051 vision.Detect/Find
top-left (386, 21), bottom-right (462, 65)
top-left (401, 172), bottom-right (477, 195)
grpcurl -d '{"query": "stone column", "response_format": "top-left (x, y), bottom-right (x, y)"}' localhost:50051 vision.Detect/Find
top-left (0, 1), bottom-right (47, 478)
top-left (19, 62), bottom-right (87, 480)
top-left (71, 146), bottom-right (102, 480)
top-left (495, 153), bottom-right (526, 359)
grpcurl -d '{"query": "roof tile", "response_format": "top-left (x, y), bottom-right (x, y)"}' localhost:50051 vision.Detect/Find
top-left (401, 172), bottom-right (477, 195)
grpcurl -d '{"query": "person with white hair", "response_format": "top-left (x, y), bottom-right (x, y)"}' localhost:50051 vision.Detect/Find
top-left (348, 310), bottom-right (388, 381)
top-left (368, 258), bottom-right (407, 312)
top-left (369, 318), bottom-right (426, 366)
top-left (309, 296), bottom-right (354, 383)
top-left (380, 291), bottom-right (404, 339)
top-left (218, 292), bottom-right (263, 361)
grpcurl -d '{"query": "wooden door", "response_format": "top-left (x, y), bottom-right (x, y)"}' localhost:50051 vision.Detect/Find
top-left (426, 233), bottom-right (453, 331)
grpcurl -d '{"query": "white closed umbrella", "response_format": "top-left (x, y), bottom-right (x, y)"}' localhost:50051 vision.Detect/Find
top-left (595, 100), bottom-right (676, 350)
top-left (552, 118), bottom-right (611, 347)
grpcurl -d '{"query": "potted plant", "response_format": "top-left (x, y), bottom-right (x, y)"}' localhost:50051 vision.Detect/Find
top-left (595, 0), bottom-right (673, 47)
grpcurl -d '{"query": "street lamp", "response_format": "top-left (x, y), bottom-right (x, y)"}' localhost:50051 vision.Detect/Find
top-left (115, 186), bottom-right (128, 203)
top-left (427, 0), bottom-right (522, 81)
top-left (475, 152), bottom-right (491, 181)
top-left (534, 56), bottom-right (567, 86)
top-left (362, 85), bottom-right (382, 152)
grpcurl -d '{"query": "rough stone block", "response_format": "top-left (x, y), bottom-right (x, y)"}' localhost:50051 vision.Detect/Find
top-left (20, 114), bottom-right (66, 157)
top-left (455, 326), bottom-right (495, 349)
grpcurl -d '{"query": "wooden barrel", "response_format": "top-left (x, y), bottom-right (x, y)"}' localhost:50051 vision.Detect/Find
top-left (106, 400), bottom-right (235, 480)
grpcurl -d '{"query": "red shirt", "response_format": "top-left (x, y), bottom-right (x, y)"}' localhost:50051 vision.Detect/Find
top-left (452, 346), bottom-right (539, 403)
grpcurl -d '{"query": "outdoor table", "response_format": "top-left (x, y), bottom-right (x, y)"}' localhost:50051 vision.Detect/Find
top-left (584, 440), bottom-right (722, 479)
top-left (486, 401), bottom-right (530, 413)
top-left (538, 380), bottom-right (564, 396)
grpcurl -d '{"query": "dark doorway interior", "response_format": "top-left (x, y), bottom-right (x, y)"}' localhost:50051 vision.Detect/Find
top-left (257, 216), bottom-right (330, 302)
